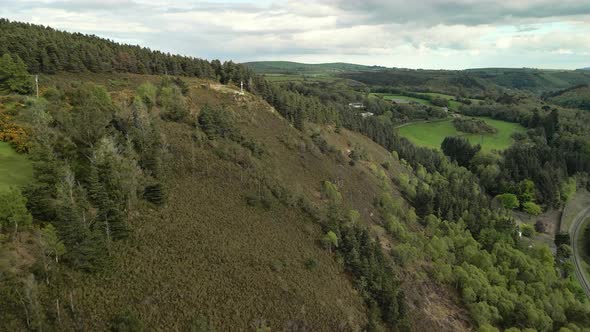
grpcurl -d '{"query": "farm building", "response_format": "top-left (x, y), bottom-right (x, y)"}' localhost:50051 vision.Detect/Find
top-left (360, 112), bottom-right (374, 118)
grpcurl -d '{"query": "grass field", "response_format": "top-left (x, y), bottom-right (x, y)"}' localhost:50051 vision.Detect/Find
top-left (373, 92), bottom-right (481, 110)
top-left (379, 94), bottom-right (433, 106)
top-left (0, 142), bottom-right (33, 191)
top-left (397, 117), bottom-right (526, 152)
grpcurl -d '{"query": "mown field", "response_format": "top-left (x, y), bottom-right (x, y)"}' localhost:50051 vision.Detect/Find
top-left (0, 141), bottom-right (32, 191)
top-left (379, 94), bottom-right (433, 106)
top-left (373, 92), bottom-right (480, 110)
top-left (397, 117), bottom-right (526, 152)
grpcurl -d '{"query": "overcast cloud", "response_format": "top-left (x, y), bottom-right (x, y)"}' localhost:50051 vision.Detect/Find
top-left (1, 0), bottom-right (589, 69)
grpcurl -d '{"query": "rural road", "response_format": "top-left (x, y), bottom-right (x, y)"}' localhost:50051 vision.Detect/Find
top-left (570, 206), bottom-right (590, 299)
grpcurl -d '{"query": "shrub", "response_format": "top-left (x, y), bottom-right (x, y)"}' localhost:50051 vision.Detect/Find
top-left (270, 259), bottom-right (286, 272)
top-left (310, 132), bottom-right (332, 154)
top-left (110, 310), bottom-right (144, 332)
top-left (198, 106), bottom-right (237, 140)
top-left (304, 258), bottom-right (318, 270)
top-left (496, 193), bottom-right (520, 209)
top-left (452, 117), bottom-right (498, 134)
top-left (520, 224), bottom-right (535, 237)
top-left (534, 220), bottom-right (546, 233)
top-left (137, 82), bottom-right (157, 110)
top-left (555, 232), bottom-right (570, 246)
top-left (522, 201), bottom-right (542, 215)
top-left (159, 85), bottom-right (188, 121)
top-left (143, 183), bottom-right (165, 205)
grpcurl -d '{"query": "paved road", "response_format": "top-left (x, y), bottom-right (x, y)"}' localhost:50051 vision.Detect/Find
top-left (570, 206), bottom-right (590, 299)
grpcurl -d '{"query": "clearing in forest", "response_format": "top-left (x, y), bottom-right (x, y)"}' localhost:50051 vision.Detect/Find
top-left (397, 117), bottom-right (526, 152)
top-left (0, 141), bottom-right (32, 191)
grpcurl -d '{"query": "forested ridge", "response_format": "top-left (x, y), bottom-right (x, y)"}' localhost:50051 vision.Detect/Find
top-left (1, 18), bottom-right (590, 331)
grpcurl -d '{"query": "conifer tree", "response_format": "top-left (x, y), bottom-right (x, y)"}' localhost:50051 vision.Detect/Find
top-left (0, 53), bottom-right (33, 94)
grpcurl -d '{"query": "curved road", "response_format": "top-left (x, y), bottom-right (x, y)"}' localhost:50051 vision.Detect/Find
top-left (570, 206), bottom-right (590, 299)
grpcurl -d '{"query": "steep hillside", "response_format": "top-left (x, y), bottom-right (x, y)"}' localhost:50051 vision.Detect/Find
top-left (1, 72), bottom-right (472, 331)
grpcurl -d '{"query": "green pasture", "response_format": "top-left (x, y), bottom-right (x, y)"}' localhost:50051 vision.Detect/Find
top-left (379, 94), bottom-right (433, 106)
top-left (0, 142), bottom-right (33, 191)
top-left (397, 117), bottom-right (526, 152)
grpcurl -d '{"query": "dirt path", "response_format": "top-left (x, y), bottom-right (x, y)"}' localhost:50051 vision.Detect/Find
top-left (570, 206), bottom-right (590, 299)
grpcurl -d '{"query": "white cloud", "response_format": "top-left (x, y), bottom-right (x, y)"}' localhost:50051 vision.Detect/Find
top-left (1, 0), bottom-right (590, 69)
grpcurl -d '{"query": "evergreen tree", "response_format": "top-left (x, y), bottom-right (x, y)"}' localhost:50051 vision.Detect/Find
top-left (0, 53), bottom-right (33, 94)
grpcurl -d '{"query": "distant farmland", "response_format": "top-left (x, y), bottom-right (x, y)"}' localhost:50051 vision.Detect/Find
top-left (397, 117), bottom-right (526, 152)
top-left (372, 92), bottom-right (475, 110)
top-left (380, 94), bottom-right (433, 106)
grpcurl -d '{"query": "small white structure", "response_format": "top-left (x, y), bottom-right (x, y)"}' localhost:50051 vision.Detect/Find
top-left (239, 81), bottom-right (245, 95)
top-left (361, 112), bottom-right (374, 118)
top-left (348, 102), bottom-right (365, 109)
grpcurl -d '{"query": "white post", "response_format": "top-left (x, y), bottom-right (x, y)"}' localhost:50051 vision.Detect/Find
top-left (240, 81), bottom-right (244, 94)
top-left (35, 75), bottom-right (39, 98)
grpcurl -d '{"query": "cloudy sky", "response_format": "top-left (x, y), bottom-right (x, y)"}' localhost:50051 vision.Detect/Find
top-left (2, 0), bottom-right (590, 69)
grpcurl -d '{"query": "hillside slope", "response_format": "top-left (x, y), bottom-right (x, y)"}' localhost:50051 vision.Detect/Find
top-left (0, 73), bottom-right (470, 331)
top-left (544, 85), bottom-right (590, 110)
top-left (467, 68), bottom-right (590, 94)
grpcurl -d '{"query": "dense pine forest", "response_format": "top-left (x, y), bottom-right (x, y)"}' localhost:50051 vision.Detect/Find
top-left (2, 18), bottom-right (590, 331)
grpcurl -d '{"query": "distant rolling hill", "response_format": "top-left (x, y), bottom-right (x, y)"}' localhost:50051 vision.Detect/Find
top-left (248, 62), bottom-right (590, 96)
top-left (543, 84), bottom-right (590, 110)
top-left (466, 67), bottom-right (590, 94)
top-left (243, 61), bottom-right (386, 74)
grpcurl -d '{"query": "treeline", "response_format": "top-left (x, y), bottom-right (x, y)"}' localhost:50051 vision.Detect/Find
top-left (0, 18), bottom-right (258, 87)
top-left (0, 19), bottom-right (212, 77)
top-left (460, 103), bottom-right (590, 208)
